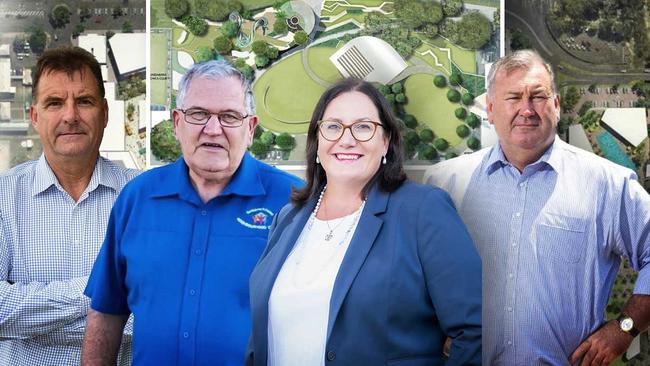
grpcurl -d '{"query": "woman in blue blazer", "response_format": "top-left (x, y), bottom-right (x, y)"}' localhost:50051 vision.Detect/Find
top-left (248, 78), bottom-right (481, 365)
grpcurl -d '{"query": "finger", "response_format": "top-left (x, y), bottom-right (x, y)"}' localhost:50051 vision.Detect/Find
top-left (570, 340), bottom-right (591, 364)
top-left (592, 352), bottom-right (607, 366)
top-left (580, 347), bottom-right (598, 366)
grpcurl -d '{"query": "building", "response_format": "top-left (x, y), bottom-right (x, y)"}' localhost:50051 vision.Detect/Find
top-left (108, 33), bottom-right (146, 79)
top-left (78, 34), bottom-right (107, 64)
top-left (567, 124), bottom-right (594, 153)
top-left (600, 108), bottom-right (648, 147)
top-left (329, 36), bottom-right (408, 85)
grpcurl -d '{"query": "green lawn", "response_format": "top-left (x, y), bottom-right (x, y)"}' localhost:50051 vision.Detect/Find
top-left (253, 51), bottom-right (327, 134)
top-left (150, 0), bottom-right (173, 28)
top-left (414, 43), bottom-right (452, 74)
top-left (404, 74), bottom-right (463, 146)
top-left (179, 25), bottom-right (222, 51)
top-left (463, 0), bottom-right (499, 7)
top-left (241, 0), bottom-right (275, 10)
top-left (151, 31), bottom-right (169, 107)
top-left (306, 47), bottom-right (342, 82)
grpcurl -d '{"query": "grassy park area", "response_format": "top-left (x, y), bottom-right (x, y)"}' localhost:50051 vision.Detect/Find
top-left (404, 74), bottom-right (463, 146)
top-left (151, 31), bottom-right (170, 107)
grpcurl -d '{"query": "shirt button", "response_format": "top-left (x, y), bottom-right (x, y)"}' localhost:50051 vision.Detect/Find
top-left (73, 239), bottom-right (80, 245)
top-left (183, 332), bottom-right (189, 338)
top-left (194, 249), bottom-right (203, 255)
top-left (515, 212), bottom-right (521, 217)
top-left (519, 182), bottom-right (526, 187)
top-left (512, 242), bottom-right (517, 248)
top-left (507, 340), bottom-right (513, 346)
top-left (326, 351), bottom-right (336, 361)
top-left (201, 210), bottom-right (207, 216)
top-left (189, 289), bottom-right (196, 296)
top-left (506, 306), bottom-right (513, 312)
top-left (508, 273), bottom-right (514, 279)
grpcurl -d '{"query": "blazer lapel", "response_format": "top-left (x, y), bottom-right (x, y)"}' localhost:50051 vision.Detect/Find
top-left (326, 186), bottom-right (389, 338)
top-left (252, 198), bottom-right (316, 365)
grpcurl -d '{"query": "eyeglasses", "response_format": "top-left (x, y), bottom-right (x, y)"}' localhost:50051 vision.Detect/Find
top-left (178, 108), bottom-right (249, 127)
top-left (317, 120), bottom-right (383, 142)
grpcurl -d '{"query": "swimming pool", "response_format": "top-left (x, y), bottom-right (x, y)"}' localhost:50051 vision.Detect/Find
top-left (596, 131), bottom-right (637, 170)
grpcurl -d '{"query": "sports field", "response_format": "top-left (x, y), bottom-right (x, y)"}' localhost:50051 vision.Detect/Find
top-left (151, 31), bottom-right (170, 107)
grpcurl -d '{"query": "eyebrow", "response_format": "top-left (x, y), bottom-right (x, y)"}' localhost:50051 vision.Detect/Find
top-left (185, 106), bottom-right (244, 114)
top-left (323, 117), bottom-right (376, 122)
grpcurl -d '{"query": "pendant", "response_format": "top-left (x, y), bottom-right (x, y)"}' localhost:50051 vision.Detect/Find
top-left (324, 231), bottom-right (333, 241)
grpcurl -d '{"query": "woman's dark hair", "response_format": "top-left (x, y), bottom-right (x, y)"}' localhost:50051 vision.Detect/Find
top-left (291, 78), bottom-right (407, 207)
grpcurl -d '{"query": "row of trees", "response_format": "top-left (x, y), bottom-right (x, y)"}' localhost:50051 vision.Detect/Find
top-left (249, 127), bottom-right (297, 160)
top-left (166, 0), bottom-right (244, 22)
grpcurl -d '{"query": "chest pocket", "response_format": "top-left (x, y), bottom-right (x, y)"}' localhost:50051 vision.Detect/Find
top-left (536, 213), bottom-right (588, 264)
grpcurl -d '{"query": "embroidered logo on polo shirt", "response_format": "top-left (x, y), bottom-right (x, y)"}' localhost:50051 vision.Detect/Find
top-left (237, 208), bottom-right (273, 229)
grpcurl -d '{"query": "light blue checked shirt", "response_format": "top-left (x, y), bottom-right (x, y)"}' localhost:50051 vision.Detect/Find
top-left (0, 155), bottom-right (138, 365)
top-left (425, 137), bottom-right (650, 366)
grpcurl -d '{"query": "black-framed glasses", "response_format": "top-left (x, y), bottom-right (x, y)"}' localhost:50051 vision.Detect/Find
top-left (178, 108), bottom-right (249, 127)
top-left (317, 120), bottom-right (383, 142)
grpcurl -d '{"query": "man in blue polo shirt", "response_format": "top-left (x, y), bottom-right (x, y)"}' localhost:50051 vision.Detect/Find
top-left (81, 60), bottom-right (302, 365)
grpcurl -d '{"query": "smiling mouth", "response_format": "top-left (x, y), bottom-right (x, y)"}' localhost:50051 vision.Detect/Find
top-left (200, 142), bottom-right (225, 150)
top-left (334, 153), bottom-right (362, 161)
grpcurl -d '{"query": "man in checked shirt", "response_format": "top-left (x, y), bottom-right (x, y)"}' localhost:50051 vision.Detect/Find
top-left (425, 50), bottom-right (650, 365)
top-left (0, 46), bottom-right (138, 364)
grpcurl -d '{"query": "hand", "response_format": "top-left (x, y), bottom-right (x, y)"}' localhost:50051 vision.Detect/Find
top-left (569, 320), bottom-right (633, 366)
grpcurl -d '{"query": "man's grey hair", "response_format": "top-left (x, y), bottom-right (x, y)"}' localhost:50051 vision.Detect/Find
top-left (486, 50), bottom-right (557, 97)
top-left (176, 60), bottom-right (255, 115)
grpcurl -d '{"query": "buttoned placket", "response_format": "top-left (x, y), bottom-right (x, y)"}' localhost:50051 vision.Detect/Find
top-left (177, 204), bottom-right (212, 365)
top-left (503, 168), bottom-right (528, 354)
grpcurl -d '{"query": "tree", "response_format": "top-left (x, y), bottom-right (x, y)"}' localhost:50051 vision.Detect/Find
top-left (467, 136), bottom-right (480, 150)
top-left (449, 73), bottom-right (462, 86)
top-left (588, 83), bottom-right (598, 93)
top-left (122, 21), bottom-right (134, 33)
top-left (378, 85), bottom-right (391, 95)
top-left (462, 92), bottom-right (475, 105)
top-left (391, 83), bottom-right (403, 94)
top-left (419, 128), bottom-right (434, 143)
top-left (214, 36), bottom-right (233, 55)
top-left (165, 0), bottom-right (189, 19)
top-left (418, 144), bottom-right (437, 160)
top-left (433, 75), bottom-right (447, 88)
top-left (561, 86), bottom-right (580, 112)
top-left (445, 151), bottom-right (458, 159)
top-left (442, 0), bottom-right (463, 17)
top-left (466, 113), bottom-right (480, 129)
top-left (79, 4), bottom-right (91, 21)
top-left (50, 4), bottom-right (71, 28)
top-left (112, 5), bottom-right (123, 18)
top-left (455, 107), bottom-right (467, 119)
top-left (195, 0), bottom-right (243, 22)
top-left (182, 15), bottom-right (208, 36)
top-left (28, 28), bottom-right (47, 54)
top-left (260, 131), bottom-right (276, 145)
top-left (293, 30), bottom-right (308, 45)
top-left (510, 29), bottom-right (532, 51)
top-left (221, 20), bottom-right (239, 38)
top-left (577, 101), bottom-right (593, 116)
top-left (447, 89), bottom-right (461, 103)
top-left (405, 130), bottom-right (420, 146)
top-left (439, 19), bottom-right (458, 41)
top-left (195, 46), bottom-right (214, 63)
top-left (266, 46), bottom-right (280, 60)
top-left (456, 12), bottom-right (492, 49)
top-left (252, 40), bottom-right (269, 56)
top-left (276, 133), bottom-right (296, 150)
top-left (72, 23), bottom-right (85, 39)
top-left (456, 124), bottom-right (470, 138)
top-left (395, 0), bottom-right (443, 29)
top-left (151, 120), bottom-right (182, 162)
top-left (127, 103), bottom-right (135, 120)
top-left (249, 140), bottom-right (269, 159)
top-left (395, 93), bottom-right (406, 104)
top-left (255, 55), bottom-right (270, 68)
top-left (403, 114), bottom-right (418, 129)
top-left (433, 138), bottom-right (449, 151)
top-left (273, 17), bottom-right (288, 34)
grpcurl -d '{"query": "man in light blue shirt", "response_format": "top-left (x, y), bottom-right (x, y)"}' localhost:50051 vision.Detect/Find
top-left (0, 47), bottom-right (137, 365)
top-left (425, 50), bottom-right (650, 365)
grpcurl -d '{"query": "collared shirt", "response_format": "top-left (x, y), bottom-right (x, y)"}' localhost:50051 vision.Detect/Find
top-left (0, 155), bottom-right (138, 366)
top-left (425, 137), bottom-right (650, 365)
top-left (85, 153), bottom-right (303, 366)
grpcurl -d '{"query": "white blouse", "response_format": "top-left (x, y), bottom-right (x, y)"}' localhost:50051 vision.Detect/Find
top-left (267, 205), bottom-right (363, 366)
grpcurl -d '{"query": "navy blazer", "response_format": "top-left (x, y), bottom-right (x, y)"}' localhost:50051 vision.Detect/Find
top-left (247, 181), bottom-right (482, 365)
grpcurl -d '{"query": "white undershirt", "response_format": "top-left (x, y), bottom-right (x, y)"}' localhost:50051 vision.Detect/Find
top-left (268, 206), bottom-right (363, 366)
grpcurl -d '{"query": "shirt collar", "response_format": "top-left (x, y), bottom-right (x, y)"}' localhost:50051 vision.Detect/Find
top-left (483, 135), bottom-right (561, 175)
top-left (31, 154), bottom-right (119, 197)
top-left (150, 152), bottom-right (266, 201)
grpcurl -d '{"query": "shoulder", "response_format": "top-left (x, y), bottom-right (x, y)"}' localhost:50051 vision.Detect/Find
top-left (122, 161), bottom-right (175, 191)
top-left (0, 160), bottom-right (38, 200)
top-left (99, 157), bottom-right (141, 188)
top-left (253, 159), bottom-right (304, 191)
top-left (423, 148), bottom-right (489, 186)
top-left (388, 181), bottom-right (456, 213)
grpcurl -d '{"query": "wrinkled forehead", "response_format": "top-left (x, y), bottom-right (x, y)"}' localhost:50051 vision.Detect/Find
top-left (495, 64), bottom-right (554, 93)
top-left (35, 66), bottom-right (100, 100)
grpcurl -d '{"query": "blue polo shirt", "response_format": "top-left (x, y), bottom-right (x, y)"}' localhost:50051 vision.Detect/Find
top-left (85, 153), bottom-right (302, 365)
